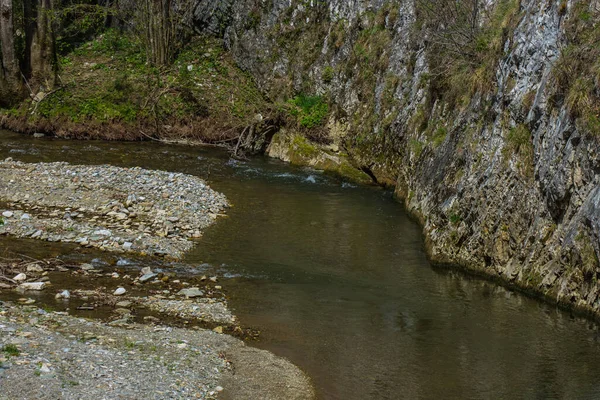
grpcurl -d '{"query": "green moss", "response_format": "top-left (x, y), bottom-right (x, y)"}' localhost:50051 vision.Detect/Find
top-left (292, 135), bottom-right (319, 158)
top-left (337, 162), bottom-right (372, 184)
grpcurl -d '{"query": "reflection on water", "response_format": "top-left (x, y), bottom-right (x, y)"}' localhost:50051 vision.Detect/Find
top-left (2, 131), bottom-right (600, 399)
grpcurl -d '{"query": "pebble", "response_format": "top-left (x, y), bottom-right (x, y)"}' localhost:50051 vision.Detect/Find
top-left (139, 273), bottom-right (157, 283)
top-left (2, 211), bottom-right (13, 218)
top-left (115, 300), bottom-right (132, 308)
top-left (55, 290), bottom-right (70, 299)
top-left (114, 287), bottom-right (127, 296)
top-left (13, 273), bottom-right (27, 282)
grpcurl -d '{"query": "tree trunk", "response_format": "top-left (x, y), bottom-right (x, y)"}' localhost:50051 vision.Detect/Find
top-left (0, 0), bottom-right (22, 99)
top-left (27, 0), bottom-right (56, 90)
top-left (144, 0), bottom-right (172, 66)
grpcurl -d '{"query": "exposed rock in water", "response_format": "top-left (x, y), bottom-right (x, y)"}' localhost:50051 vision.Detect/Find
top-left (177, 287), bottom-right (205, 298)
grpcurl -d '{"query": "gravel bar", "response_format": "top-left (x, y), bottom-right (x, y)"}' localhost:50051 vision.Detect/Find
top-left (0, 159), bottom-right (229, 258)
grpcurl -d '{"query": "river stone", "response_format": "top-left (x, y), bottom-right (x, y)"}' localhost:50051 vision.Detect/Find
top-left (20, 213), bottom-right (31, 220)
top-left (33, 133), bottom-right (45, 138)
top-left (122, 242), bottom-right (133, 250)
top-left (115, 300), bottom-right (132, 308)
top-left (113, 287), bottom-right (127, 296)
top-left (2, 211), bottom-right (13, 218)
top-left (177, 288), bottom-right (204, 298)
top-left (19, 282), bottom-right (47, 291)
top-left (93, 229), bottom-right (112, 237)
top-left (13, 273), bottom-right (26, 282)
top-left (55, 290), bottom-right (70, 299)
top-left (80, 263), bottom-right (94, 271)
top-left (26, 264), bottom-right (44, 273)
top-left (139, 273), bottom-right (158, 283)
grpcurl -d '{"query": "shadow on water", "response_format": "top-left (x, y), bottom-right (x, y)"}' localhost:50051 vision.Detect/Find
top-left (2, 131), bottom-right (600, 399)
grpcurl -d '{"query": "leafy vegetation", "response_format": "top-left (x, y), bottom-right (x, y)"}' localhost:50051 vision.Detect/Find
top-left (288, 95), bottom-right (329, 129)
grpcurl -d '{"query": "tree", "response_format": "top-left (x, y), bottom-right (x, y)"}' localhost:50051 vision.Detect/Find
top-left (0, 0), bottom-right (23, 101)
top-left (26, 0), bottom-right (57, 90)
top-left (131, 0), bottom-right (193, 66)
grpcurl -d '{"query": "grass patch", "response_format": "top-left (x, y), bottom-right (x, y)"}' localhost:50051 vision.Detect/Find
top-left (2, 344), bottom-right (20, 357)
top-left (2, 30), bottom-right (270, 141)
top-left (552, 0), bottom-right (600, 137)
top-left (503, 124), bottom-right (534, 178)
top-left (288, 95), bottom-right (329, 129)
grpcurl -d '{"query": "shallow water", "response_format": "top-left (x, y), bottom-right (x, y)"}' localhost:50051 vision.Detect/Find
top-left (2, 131), bottom-right (600, 399)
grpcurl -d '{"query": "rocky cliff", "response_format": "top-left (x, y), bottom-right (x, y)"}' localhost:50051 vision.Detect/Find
top-left (202, 0), bottom-right (600, 316)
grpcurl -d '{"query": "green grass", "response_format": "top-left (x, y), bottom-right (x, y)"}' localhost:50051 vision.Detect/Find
top-left (3, 30), bottom-right (269, 141)
top-left (288, 95), bottom-right (329, 129)
top-left (2, 344), bottom-right (20, 357)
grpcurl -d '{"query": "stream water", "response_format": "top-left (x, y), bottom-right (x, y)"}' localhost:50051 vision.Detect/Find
top-left (2, 130), bottom-right (600, 399)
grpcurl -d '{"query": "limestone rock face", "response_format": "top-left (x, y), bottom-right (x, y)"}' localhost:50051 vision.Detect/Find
top-left (190, 0), bottom-right (600, 315)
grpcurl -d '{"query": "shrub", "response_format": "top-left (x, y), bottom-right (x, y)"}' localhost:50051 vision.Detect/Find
top-left (322, 66), bottom-right (334, 83)
top-left (288, 95), bottom-right (329, 129)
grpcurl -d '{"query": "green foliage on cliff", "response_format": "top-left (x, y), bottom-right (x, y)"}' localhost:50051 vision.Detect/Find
top-left (420, 0), bottom-right (521, 107)
top-left (553, 0), bottom-right (600, 137)
top-left (503, 124), bottom-right (534, 178)
top-left (288, 95), bottom-right (329, 129)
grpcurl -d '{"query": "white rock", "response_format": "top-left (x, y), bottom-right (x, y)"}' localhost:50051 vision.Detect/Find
top-left (93, 229), bottom-right (112, 237)
top-left (20, 213), bottom-right (31, 220)
top-left (26, 264), bottom-right (44, 273)
top-left (2, 211), bottom-right (13, 218)
top-left (20, 282), bottom-right (47, 291)
top-left (122, 242), bottom-right (133, 250)
top-left (55, 290), bottom-right (70, 299)
top-left (80, 263), bottom-right (94, 271)
top-left (13, 273), bottom-right (27, 282)
top-left (114, 287), bottom-right (127, 296)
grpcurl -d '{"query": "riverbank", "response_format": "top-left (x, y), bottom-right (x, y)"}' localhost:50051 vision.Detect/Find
top-left (0, 254), bottom-right (315, 399)
top-left (0, 159), bottom-right (228, 259)
top-left (0, 300), bottom-right (313, 400)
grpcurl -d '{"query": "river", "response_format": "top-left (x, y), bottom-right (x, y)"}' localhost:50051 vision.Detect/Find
top-left (1, 130), bottom-right (600, 399)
